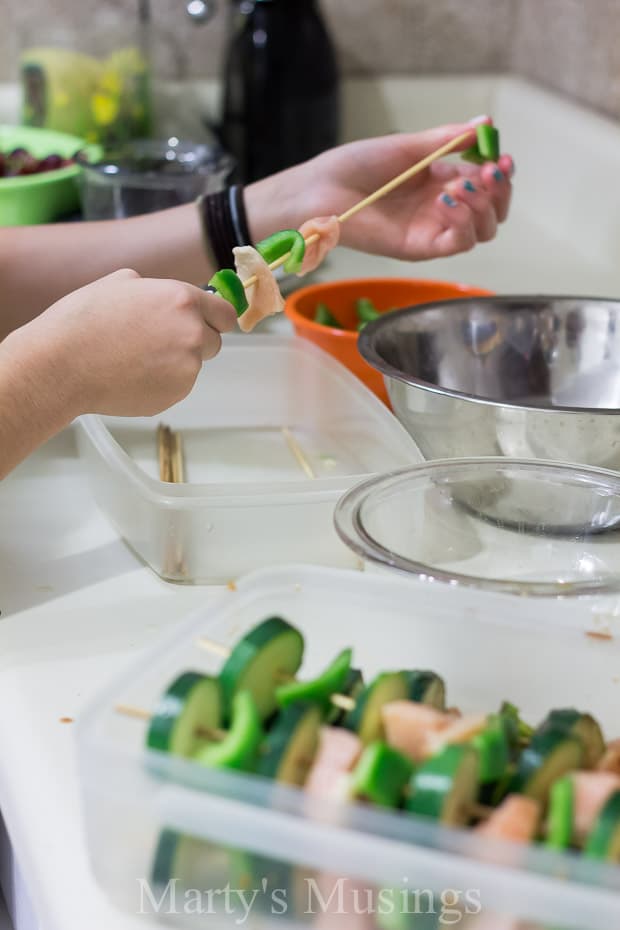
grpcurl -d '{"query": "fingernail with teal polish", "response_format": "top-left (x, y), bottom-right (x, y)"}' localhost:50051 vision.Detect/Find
top-left (441, 193), bottom-right (457, 207)
top-left (493, 169), bottom-right (504, 182)
top-left (463, 180), bottom-right (476, 193)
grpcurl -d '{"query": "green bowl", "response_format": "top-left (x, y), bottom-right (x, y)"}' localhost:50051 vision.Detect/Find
top-left (0, 125), bottom-right (101, 226)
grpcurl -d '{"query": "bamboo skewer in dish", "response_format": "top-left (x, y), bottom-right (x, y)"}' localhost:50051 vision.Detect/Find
top-left (281, 427), bottom-right (316, 479)
top-left (157, 423), bottom-right (187, 578)
top-left (157, 424), bottom-right (185, 484)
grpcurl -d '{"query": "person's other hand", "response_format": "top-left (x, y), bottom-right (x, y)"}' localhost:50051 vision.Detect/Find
top-left (247, 119), bottom-right (514, 261)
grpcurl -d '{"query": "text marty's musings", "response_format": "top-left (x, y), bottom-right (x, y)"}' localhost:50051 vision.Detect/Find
top-left (138, 877), bottom-right (482, 925)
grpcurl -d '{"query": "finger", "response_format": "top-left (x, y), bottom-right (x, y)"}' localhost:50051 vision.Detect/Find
top-left (104, 267), bottom-right (141, 282)
top-left (480, 162), bottom-right (512, 223)
top-left (429, 161), bottom-right (460, 183)
top-left (201, 325), bottom-right (223, 361)
top-left (498, 154), bottom-right (515, 178)
top-left (197, 291), bottom-right (239, 333)
top-left (445, 177), bottom-right (498, 242)
top-left (432, 193), bottom-right (477, 256)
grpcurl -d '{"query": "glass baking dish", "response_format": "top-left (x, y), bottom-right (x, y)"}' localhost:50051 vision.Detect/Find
top-left (77, 565), bottom-right (620, 930)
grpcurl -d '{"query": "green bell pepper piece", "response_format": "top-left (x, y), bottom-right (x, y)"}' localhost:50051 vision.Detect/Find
top-left (461, 124), bottom-right (501, 165)
top-left (314, 302), bottom-right (342, 328)
top-left (275, 648), bottom-right (352, 712)
top-left (194, 691), bottom-right (262, 772)
top-left (350, 741), bottom-right (414, 808)
top-left (256, 229), bottom-right (306, 274)
top-left (208, 269), bottom-right (248, 316)
top-left (476, 123), bottom-right (500, 161)
top-left (461, 145), bottom-right (486, 165)
top-left (356, 297), bottom-right (381, 324)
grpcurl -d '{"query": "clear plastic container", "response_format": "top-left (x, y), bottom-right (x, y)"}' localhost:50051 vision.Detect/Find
top-left (76, 336), bottom-right (417, 583)
top-left (77, 565), bottom-right (620, 930)
top-left (335, 459), bottom-right (620, 598)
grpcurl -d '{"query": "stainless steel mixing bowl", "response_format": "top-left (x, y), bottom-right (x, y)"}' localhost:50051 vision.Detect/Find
top-left (359, 296), bottom-right (620, 471)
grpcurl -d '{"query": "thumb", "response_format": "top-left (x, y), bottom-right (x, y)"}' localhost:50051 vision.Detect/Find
top-left (402, 116), bottom-right (493, 158)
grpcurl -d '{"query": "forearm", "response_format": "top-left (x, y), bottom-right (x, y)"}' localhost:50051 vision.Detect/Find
top-left (0, 203), bottom-right (212, 339)
top-left (0, 166), bottom-right (319, 340)
top-left (0, 324), bottom-right (83, 478)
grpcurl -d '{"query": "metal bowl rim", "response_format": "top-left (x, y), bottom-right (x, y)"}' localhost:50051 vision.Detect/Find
top-left (359, 294), bottom-right (620, 415)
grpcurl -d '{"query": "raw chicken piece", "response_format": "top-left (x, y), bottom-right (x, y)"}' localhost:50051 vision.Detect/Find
top-left (476, 795), bottom-right (541, 844)
top-left (425, 713), bottom-right (488, 757)
top-left (381, 701), bottom-right (453, 762)
top-left (572, 771), bottom-right (620, 842)
top-left (297, 215), bottom-right (341, 275)
top-left (233, 245), bottom-right (285, 332)
top-left (305, 727), bottom-right (362, 798)
top-left (597, 739), bottom-right (620, 776)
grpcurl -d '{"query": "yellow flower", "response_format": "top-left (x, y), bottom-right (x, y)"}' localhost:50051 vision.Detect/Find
top-left (91, 91), bottom-right (120, 126)
top-left (99, 70), bottom-right (123, 96)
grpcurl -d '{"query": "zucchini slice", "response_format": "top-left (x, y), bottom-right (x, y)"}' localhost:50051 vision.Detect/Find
top-left (258, 702), bottom-right (322, 785)
top-left (547, 776), bottom-right (575, 850)
top-left (472, 714), bottom-right (511, 784)
top-left (406, 744), bottom-right (479, 826)
top-left (539, 709), bottom-right (605, 769)
top-left (276, 648), bottom-right (352, 712)
top-left (146, 672), bottom-right (222, 757)
top-left (406, 670), bottom-right (446, 710)
top-left (326, 667), bottom-right (365, 725)
top-left (194, 691), bottom-right (262, 772)
top-left (151, 830), bottom-right (229, 895)
top-left (350, 741), bottom-right (414, 808)
top-left (500, 701), bottom-right (534, 759)
top-left (585, 790), bottom-right (620, 861)
top-left (344, 671), bottom-right (409, 744)
top-left (512, 728), bottom-right (584, 803)
top-left (219, 617), bottom-right (304, 720)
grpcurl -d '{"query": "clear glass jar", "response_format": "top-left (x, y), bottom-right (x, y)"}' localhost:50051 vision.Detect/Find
top-left (18, 7), bottom-right (152, 147)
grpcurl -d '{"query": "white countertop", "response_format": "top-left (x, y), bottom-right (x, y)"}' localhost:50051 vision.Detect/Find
top-left (2, 74), bottom-right (620, 930)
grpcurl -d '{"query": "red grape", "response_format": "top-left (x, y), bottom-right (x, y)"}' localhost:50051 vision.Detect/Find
top-left (0, 146), bottom-right (74, 178)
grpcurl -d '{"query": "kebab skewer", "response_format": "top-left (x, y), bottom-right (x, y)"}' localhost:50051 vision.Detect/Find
top-left (208, 123), bottom-right (502, 333)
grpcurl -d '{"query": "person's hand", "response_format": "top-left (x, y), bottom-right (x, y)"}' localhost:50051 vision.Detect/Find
top-left (246, 119), bottom-right (514, 261)
top-left (15, 269), bottom-right (237, 417)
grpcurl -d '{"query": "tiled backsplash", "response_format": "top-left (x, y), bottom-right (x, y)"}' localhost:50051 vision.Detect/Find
top-left (2, 0), bottom-right (620, 122)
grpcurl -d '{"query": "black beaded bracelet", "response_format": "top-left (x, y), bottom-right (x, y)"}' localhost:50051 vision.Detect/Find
top-left (197, 185), bottom-right (253, 270)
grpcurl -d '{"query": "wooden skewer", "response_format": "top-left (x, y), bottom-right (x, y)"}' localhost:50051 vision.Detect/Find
top-left (157, 424), bottom-right (185, 484)
top-left (196, 635), bottom-right (356, 712)
top-left (157, 423), bottom-right (188, 577)
top-left (171, 431), bottom-right (184, 484)
top-left (115, 702), bottom-right (226, 741)
top-left (282, 427), bottom-right (316, 479)
top-left (240, 130), bottom-right (472, 290)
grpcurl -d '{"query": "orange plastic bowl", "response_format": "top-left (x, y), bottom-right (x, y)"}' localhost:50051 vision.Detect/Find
top-left (284, 278), bottom-right (494, 405)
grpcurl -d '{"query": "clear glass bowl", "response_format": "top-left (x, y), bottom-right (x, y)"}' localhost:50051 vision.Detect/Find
top-left (78, 138), bottom-right (233, 219)
top-left (335, 458), bottom-right (620, 597)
